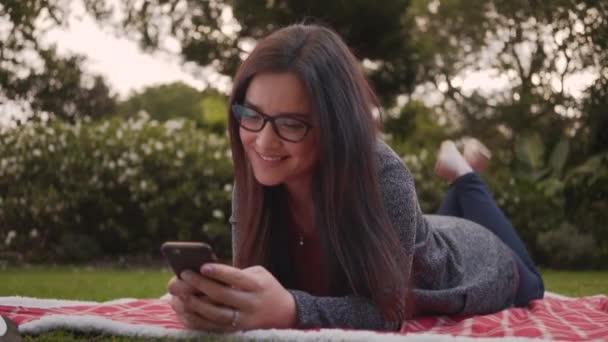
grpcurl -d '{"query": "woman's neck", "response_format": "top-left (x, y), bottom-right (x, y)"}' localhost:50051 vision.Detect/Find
top-left (285, 178), bottom-right (315, 234)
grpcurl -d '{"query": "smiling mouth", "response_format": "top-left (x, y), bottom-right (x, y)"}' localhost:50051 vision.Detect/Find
top-left (256, 151), bottom-right (289, 162)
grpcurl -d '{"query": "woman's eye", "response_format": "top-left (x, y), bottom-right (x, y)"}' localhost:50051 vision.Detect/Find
top-left (243, 111), bottom-right (262, 121)
top-left (279, 120), bottom-right (306, 131)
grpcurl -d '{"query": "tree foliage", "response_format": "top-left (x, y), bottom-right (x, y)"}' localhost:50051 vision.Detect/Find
top-left (81, 0), bottom-right (607, 159)
top-left (114, 82), bottom-right (228, 132)
top-left (84, 0), bottom-right (417, 106)
top-left (0, 0), bottom-right (116, 122)
top-left (116, 82), bottom-right (203, 122)
top-left (408, 0), bottom-right (607, 156)
top-left (581, 74), bottom-right (608, 156)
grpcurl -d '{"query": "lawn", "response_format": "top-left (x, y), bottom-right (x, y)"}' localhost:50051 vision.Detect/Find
top-left (1, 265), bottom-right (172, 301)
top-left (1, 266), bottom-right (607, 341)
top-left (541, 269), bottom-right (608, 296)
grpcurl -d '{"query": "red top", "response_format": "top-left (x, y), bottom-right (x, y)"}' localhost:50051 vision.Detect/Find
top-left (288, 220), bottom-right (330, 296)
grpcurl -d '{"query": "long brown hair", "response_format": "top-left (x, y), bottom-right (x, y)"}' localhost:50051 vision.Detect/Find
top-left (228, 24), bottom-right (409, 321)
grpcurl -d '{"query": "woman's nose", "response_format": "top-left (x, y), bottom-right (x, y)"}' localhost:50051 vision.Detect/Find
top-left (256, 122), bottom-right (282, 148)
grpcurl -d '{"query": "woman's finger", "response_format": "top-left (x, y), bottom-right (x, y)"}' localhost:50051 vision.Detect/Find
top-left (170, 295), bottom-right (186, 314)
top-left (173, 297), bottom-right (231, 332)
top-left (183, 295), bottom-right (238, 327)
top-left (181, 271), bottom-right (253, 310)
top-left (167, 276), bottom-right (202, 297)
top-left (200, 263), bottom-right (262, 291)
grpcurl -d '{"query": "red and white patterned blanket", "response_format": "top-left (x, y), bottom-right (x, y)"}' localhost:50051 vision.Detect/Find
top-left (1, 293), bottom-right (607, 341)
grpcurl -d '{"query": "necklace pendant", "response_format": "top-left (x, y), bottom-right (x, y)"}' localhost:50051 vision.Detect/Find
top-left (299, 236), bottom-right (304, 246)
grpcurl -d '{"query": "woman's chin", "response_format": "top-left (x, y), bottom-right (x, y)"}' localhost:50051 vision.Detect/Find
top-left (254, 175), bottom-right (284, 187)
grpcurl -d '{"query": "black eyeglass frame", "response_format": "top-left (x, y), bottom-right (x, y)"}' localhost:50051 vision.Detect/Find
top-left (231, 104), bottom-right (312, 143)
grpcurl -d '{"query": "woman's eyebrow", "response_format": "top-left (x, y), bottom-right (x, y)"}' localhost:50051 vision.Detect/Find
top-left (243, 100), bottom-right (310, 119)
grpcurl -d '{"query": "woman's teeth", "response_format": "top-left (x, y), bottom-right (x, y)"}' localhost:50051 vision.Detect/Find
top-left (259, 153), bottom-right (285, 161)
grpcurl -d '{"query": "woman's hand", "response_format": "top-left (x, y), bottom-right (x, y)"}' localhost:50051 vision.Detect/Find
top-left (167, 264), bottom-right (297, 332)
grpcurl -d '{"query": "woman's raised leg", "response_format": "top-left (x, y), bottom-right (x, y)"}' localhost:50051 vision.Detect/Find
top-left (434, 140), bottom-right (544, 306)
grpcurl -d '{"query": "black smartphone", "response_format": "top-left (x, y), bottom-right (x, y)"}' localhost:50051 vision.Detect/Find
top-left (161, 241), bottom-right (218, 278)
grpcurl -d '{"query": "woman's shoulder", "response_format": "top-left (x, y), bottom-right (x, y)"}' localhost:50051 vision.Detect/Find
top-left (373, 138), bottom-right (418, 202)
top-left (373, 138), bottom-right (412, 177)
top-left (374, 138), bottom-right (401, 161)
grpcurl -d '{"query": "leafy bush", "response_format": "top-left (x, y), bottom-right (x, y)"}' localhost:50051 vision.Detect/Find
top-left (0, 114), bottom-right (233, 262)
top-left (538, 223), bottom-right (598, 269)
top-left (563, 152), bottom-right (608, 266)
top-left (1, 110), bottom-right (605, 270)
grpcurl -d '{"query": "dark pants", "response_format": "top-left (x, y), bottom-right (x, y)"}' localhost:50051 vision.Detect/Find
top-left (437, 173), bottom-right (545, 307)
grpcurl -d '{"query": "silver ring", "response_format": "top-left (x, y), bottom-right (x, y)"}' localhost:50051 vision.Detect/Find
top-left (230, 308), bottom-right (239, 328)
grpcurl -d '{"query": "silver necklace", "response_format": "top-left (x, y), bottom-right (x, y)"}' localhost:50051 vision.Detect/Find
top-left (299, 234), bottom-right (304, 246)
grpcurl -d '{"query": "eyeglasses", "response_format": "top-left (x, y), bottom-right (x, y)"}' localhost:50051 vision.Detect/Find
top-left (231, 104), bottom-right (312, 143)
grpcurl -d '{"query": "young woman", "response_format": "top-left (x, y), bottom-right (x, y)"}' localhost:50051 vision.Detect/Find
top-left (167, 24), bottom-right (544, 332)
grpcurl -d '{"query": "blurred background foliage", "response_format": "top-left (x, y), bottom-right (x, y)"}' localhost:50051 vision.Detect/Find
top-left (0, 0), bottom-right (606, 268)
top-left (0, 115), bottom-right (234, 263)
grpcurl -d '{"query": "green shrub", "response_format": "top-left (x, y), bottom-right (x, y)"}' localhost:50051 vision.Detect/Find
top-left (538, 223), bottom-right (599, 269)
top-left (0, 114), bottom-right (233, 262)
top-left (1, 112), bottom-right (605, 270)
top-left (563, 152), bottom-right (608, 265)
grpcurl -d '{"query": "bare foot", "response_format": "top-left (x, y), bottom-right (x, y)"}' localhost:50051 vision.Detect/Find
top-left (434, 140), bottom-right (473, 182)
top-left (463, 138), bottom-right (492, 173)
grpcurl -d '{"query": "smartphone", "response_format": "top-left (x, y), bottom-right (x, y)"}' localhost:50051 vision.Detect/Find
top-left (161, 241), bottom-right (218, 278)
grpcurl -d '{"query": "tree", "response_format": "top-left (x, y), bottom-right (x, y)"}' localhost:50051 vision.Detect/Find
top-left (116, 82), bottom-right (203, 122)
top-left (0, 0), bottom-right (116, 122)
top-left (407, 0), bottom-right (608, 161)
top-left (89, 0), bottom-right (607, 159)
top-left (115, 82), bottom-right (228, 131)
top-left (581, 75), bottom-right (608, 156)
top-left (85, 0), bottom-right (417, 106)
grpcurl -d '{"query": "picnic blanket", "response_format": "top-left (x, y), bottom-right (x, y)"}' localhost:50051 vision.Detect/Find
top-left (1, 293), bottom-right (607, 341)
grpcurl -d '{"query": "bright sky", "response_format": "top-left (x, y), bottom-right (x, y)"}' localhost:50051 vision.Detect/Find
top-left (43, 4), bottom-right (231, 99)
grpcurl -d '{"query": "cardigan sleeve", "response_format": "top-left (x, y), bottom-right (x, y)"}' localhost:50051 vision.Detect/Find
top-left (288, 290), bottom-right (401, 330)
top-left (227, 141), bottom-right (423, 329)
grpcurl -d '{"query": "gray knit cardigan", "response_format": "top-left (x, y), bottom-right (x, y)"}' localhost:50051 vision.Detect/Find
top-left (230, 140), bottom-right (518, 330)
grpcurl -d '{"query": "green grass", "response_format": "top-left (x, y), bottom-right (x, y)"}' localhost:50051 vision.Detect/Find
top-left (1, 266), bottom-right (606, 341)
top-left (541, 269), bottom-right (608, 297)
top-left (1, 265), bottom-right (171, 301)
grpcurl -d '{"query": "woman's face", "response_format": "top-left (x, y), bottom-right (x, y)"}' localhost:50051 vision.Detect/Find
top-left (239, 72), bottom-right (318, 189)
